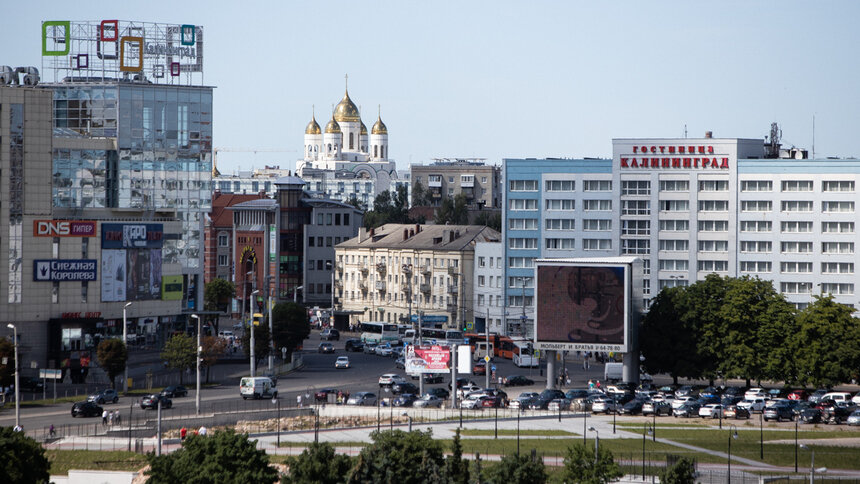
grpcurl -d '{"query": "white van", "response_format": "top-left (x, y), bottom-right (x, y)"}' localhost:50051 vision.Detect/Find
top-left (240, 377), bottom-right (277, 400)
top-left (604, 362), bottom-right (623, 382)
top-left (821, 392), bottom-right (852, 403)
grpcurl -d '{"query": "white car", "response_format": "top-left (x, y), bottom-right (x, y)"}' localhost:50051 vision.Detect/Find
top-left (335, 356), bottom-right (350, 369)
top-left (744, 388), bottom-right (767, 400)
top-left (414, 394), bottom-right (444, 408)
top-left (378, 373), bottom-right (407, 386)
top-left (852, 392), bottom-right (860, 405)
top-left (375, 344), bottom-right (394, 357)
top-left (699, 403), bottom-right (724, 419)
top-left (671, 396), bottom-right (696, 410)
top-left (737, 398), bottom-right (766, 413)
top-left (460, 395), bottom-right (487, 409)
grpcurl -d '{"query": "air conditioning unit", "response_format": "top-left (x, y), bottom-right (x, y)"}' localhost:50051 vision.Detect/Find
top-left (0, 66), bottom-right (12, 85)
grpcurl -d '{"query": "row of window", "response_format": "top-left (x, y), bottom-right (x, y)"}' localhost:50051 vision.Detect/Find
top-left (781, 282), bottom-right (855, 295)
top-left (510, 179), bottom-right (857, 194)
top-left (655, 240), bottom-right (857, 254)
top-left (739, 262), bottom-right (855, 274)
top-left (509, 180), bottom-right (612, 192)
top-left (508, 199), bottom-right (613, 211)
top-left (315, 212), bottom-right (352, 226)
top-left (742, 180), bottom-right (855, 192)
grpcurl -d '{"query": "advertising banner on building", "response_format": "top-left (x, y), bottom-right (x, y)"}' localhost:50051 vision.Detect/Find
top-left (101, 248), bottom-right (163, 302)
top-left (33, 259), bottom-right (97, 281)
top-left (409, 314), bottom-right (448, 324)
top-left (101, 223), bottom-right (164, 249)
top-left (405, 345), bottom-right (451, 375)
top-left (161, 275), bottom-right (183, 300)
top-left (33, 220), bottom-right (96, 237)
top-left (100, 250), bottom-right (127, 301)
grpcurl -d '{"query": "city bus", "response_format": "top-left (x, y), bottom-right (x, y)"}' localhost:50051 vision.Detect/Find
top-left (464, 333), bottom-right (522, 360)
top-left (512, 341), bottom-right (539, 367)
top-left (359, 322), bottom-right (399, 344)
top-left (419, 328), bottom-right (465, 346)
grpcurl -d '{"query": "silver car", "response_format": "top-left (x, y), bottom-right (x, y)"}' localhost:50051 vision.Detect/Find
top-left (346, 392), bottom-right (377, 406)
top-left (591, 397), bottom-right (617, 414)
top-left (414, 394), bottom-right (444, 408)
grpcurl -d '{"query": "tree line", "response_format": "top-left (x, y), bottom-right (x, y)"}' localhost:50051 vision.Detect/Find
top-left (641, 274), bottom-right (860, 388)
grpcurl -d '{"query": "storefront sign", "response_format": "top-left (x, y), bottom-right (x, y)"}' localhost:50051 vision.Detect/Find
top-left (61, 312), bottom-right (101, 319)
top-left (33, 220), bottom-right (97, 237)
top-left (101, 223), bottom-right (164, 249)
top-left (34, 259), bottom-right (97, 281)
top-left (619, 145), bottom-right (729, 170)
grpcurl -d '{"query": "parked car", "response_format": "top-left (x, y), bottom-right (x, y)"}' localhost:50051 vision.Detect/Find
top-left (744, 388), bottom-right (767, 400)
top-left (320, 328), bottom-right (340, 341)
top-left (763, 401), bottom-right (794, 422)
top-left (675, 385), bottom-right (699, 399)
top-left (621, 399), bottom-right (645, 415)
top-left (847, 410), bottom-right (860, 426)
top-left (642, 400), bottom-right (672, 416)
top-left (345, 339), bottom-right (364, 352)
top-left (737, 398), bottom-right (766, 413)
top-left (472, 360), bottom-right (487, 376)
top-left (723, 386), bottom-right (745, 397)
top-left (724, 404), bottom-right (751, 419)
top-left (799, 407), bottom-right (823, 424)
top-left (721, 395), bottom-right (743, 407)
top-left (547, 398), bottom-right (571, 411)
top-left (808, 389), bottom-right (829, 403)
top-left (414, 394), bottom-right (444, 408)
top-left (510, 392), bottom-right (540, 409)
top-left (852, 392), bottom-right (860, 405)
top-left (71, 401), bottom-right (103, 418)
top-left (591, 397), bottom-right (618, 414)
top-left (421, 374), bottom-right (445, 384)
top-left (391, 382), bottom-right (419, 395)
top-left (672, 396), bottom-right (697, 410)
top-left (821, 402), bottom-right (857, 425)
top-left (698, 403), bottom-right (724, 419)
top-left (315, 388), bottom-right (340, 403)
top-left (460, 394), bottom-right (488, 409)
top-left (318, 342), bottom-right (335, 354)
top-left (426, 387), bottom-right (450, 400)
top-left (378, 373), bottom-right (407, 386)
top-left (504, 375), bottom-right (534, 387)
top-left (88, 389), bottom-right (119, 404)
top-left (674, 402), bottom-right (701, 418)
top-left (821, 392), bottom-right (853, 404)
top-left (767, 388), bottom-right (789, 400)
top-left (21, 377), bottom-right (45, 392)
top-left (160, 386), bottom-right (187, 398)
top-left (450, 377), bottom-right (478, 389)
top-left (346, 392), bottom-right (377, 406)
top-left (140, 394), bottom-right (172, 410)
top-left (393, 393), bottom-right (418, 407)
top-left (699, 387), bottom-right (721, 399)
top-left (335, 356), bottom-right (350, 369)
top-left (531, 389), bottom-right (566, 410)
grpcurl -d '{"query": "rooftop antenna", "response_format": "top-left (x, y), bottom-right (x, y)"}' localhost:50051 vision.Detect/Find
top-left (683, 124), bottom-right (687, 138)
top-left (345, 73), bottom-right (348, 91)
top-left (812, 115), bottom-right (815, 159)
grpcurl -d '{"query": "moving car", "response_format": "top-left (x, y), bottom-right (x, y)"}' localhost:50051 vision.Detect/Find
top-left (504, 375), bottom-right (534, 387)
top-left (345, 339), bottom-right (364, 352)
top-left (71, 401), bottom-right (103, 418)
top-left (374, 344), bottom-right (394, 357)
top-left (426, 387), bottom-right (450, 399)
top-left (88, 389), bottom-right (119, 404)
top-left (472, 360), bottom-right (487, 376)
top-left (346, 392), bottom-right (377, 406)
top-left (395, 357), bottom-right (405, 369)
top-left (414, 394), bottom-right (444, 408)
top-left (160, 386), bottom-right (188, 398)
top-left (140, 394), bottom-right (172, 410)
top-left (363, 343), bottom-right (378, 354)
top-left (315, 388), bottom-right (340, 403)
top-left (318, 342), bottom-right (335, 354)
top-left (335, 356), bottom-right (350, 369)
top-left (320, 328), bottom-right (340, 341)
top-left (393, 393), bottom-right (418, 407)
top-left (378, 373), bottom-right (407, 386)
top-left (391, 382), bottom-right (419, 395)
top-left (240, 376), bottom-right (278, 400)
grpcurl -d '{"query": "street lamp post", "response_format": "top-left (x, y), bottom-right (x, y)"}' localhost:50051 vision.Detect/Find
top-left (588, 427), bottom-right (599, 466)
top-left (249, 289), bottom-right (259, 376)
top-left (727, 425), bottom-right (738, 484)
top-left (760, 411), bottom-right (764, 459)
top-left (265, 274), bottom-right (274, 374)
top-left (799, 444), bottom-right (815, 484)
top-left (795, 416), bottom-right (799, 472)
top-left (122, 302), bottom-right (132, 393)
top-left (402, 412), bottom-right (412, 432)
top-left (642, 422), bottom-right (653, 480)
top-left (272, 396), bottom-right (280, 447)
top-left (191, 314), bottom-right (201, 415)
top-left (7, 324), bottom-right (19, 429)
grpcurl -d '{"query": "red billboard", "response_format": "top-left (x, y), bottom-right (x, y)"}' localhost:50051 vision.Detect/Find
top-left (405, 345), bottom-right (451, 374)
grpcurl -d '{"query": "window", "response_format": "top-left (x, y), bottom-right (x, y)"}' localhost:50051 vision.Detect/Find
top-left (481, 176), bottom-right (488, 183)
top-left (822, 201), bottom-right (855, 213)
top-left (659, 279), bottom-right (689, 289)
top-left (621, 180), bottom-right (650, 196)
top-left (583, 199), bottom-right (611, 211)
top-left (546, 199), bottom-right (575, 210)
top-left (478, 257), bottom-right (485, 268)
top-left (741, 180), bottom-right (772, 192)
top-left (448, 176), bottom-right (454, 183)
top-left (509, 238), bottom-right (538, 249)
top-left (822, 242), bottom-right (854, 254)
top-left (740, 261), bottom-right (772, 273)
top-left (781, 262), bottom-right (813, 273)
top-left (545, 238), bottom-right (575, 249)
top-left (659, 259), bottom-right (688, 271)
top-left (660, 200), bottom-right (689, 212)
top-left (781, 282), bottom-right (812, 294)
top-left (622, 239), bottom-right (650, 254)
top-left (325, 237), bottom-right (332, 247)
top-left (622, 220), bottom-right (650, 236)
top-left (698, 220), bottom-right (728, 232)
top-left (823, 180), bottom-right (855, 192)
top-left (508, 295), bottom-right (534, 307)
top-left (478, 275), bottom-right (485, 286)
top-left (822, 222), bottom-right (854, 233)
top-left (510, 218), bottom-right (539, 230)
top-left (508, 257), bottom-right (535, 268)
top-left (822, 262), bottom-right (854, 274)
top-left (781, 221), bottom-right (813, 233)
top-left (698, 180), bottom-right (729, 191)
top-left (821, 283), bottom-right (854, 295)
top-left (740, 241), bottom-right (772, 253)
top-left (509, 199), bottom-right (538, 210)
top-left (698, 260), bottom-right (728, 272)
top-left (781, 241), bottom-right (813, 254)
top-left (659, 239), bottom-right (689, 251)
top-left (659, 219), bottom-right (689, 231)
top-left (741, 200), bottom-right (772, 212)
top-left (582, 239), bottom-right (612, 250)
top-left (509, 180), bottom-right (538, 191)
top-left (659, 180), bottom-right (689, 192)
top-left (698, 240), bottom-right (728, 252)
top-left (218, 234), bottom-right (228, 247)
top-left (699, 200), bottom-right (729, 212)
top-left (740, 221), bottom-right (772, 232)
top-left (782, 180), bottom-right (813, 192)
top-left (546, 180), bottom-right (575, 191)
top-left (477, 294), bottom-right (485, 306)
top-left (546, 219), bottom-right (575, 230)
top-left (622, 200), bottom-right (650, 216)
top-left (218, 255), bottom-right (229, 266)
top-left (508, 277), bottom-right (534, 288)
top-left (582, 219), bottom-right (611, 231)
top-left (583, 180), bottom-right (611, 191)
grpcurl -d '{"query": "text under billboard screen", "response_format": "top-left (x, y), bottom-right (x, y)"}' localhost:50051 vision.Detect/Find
top-left (536, 265), bottom-right (626, 346)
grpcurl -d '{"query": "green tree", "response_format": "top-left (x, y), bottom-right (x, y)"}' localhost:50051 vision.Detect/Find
top-left (200, 335), bottom-right (227, 383)
top-left (364, 187), bottom-right (415, 229)
top-left (411, 179), bottom-right (430, 206)
top-left (446, 428), bottom-right (470, 484)
top-left (472, 211), bottom-right (501, 231)
top-left (557, 443), bottom-right (622, 484)
top-left (96, 338), bottom-right (128, 389)
top-left (657, 456), bottom-right (697, 484)
top-left (434, 193), bottom-right (468, 225)
top-left (240, 321), bottom-right (272, 367)
top-left (640, 287), bottom-right (699, 384)
top-left (794, 294), bottom-right (860, 387)
top-left (285, 441), bottom-right (353, 484)
top-left (204, 278), bottom-right (235, 312)
top-left (146, 429), bottom-right (278, 484)
top-left (0, 426), bottom-right (50, 484)
top-left (346, 430), bottom-right (445, 484)
top-left (0, 338), bottom-right (15, 387)
top-left (681, 274), bottom-right (731, 383)
top-left (484, 451), bottom-right (548, 484)
top-left (161, 333), bottom-right (195, 385)
top-left (272, 302), bottom-right (311, 359)
top-left (470, 452), bottom-right (484, 484)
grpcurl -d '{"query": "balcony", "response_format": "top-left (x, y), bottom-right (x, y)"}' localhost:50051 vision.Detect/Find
top-left (447, 303), bottom-right (458, 313)
top-left (359, 266), bottom-right (369, 276)
top-left (376, 263), bottom-right (387, 274)
top-left (460, 174), bottom-right (475, 188)
top-left (447, 266), bottom-right (459, 275)
top-left (400, 282), bottom-right (412, 293)
top-left (334, 280), bottom-right (343, 289)
top-left (420, 283), bottom-right (431, 293)
top-left (447, 284), bottom-right (457, 294)
top-left (420, 265), bottom-right (431, 275)
top-left (358, 281), bottom-right (368, 292)
top-left (428, 175), bottom-right (443, 188)
top-left (375, 281), bottom-right (386, 291)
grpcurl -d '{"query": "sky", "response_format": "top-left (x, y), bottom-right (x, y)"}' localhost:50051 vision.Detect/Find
top-left (4, 1), bottom-right (860, 175)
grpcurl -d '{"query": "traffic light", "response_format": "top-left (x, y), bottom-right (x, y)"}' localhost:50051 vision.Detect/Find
top-left (253, 313), bottom-right (263, 326)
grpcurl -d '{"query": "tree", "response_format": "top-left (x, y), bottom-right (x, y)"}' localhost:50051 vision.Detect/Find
top-left (557, 443), bottom-right (622, 484)
top-left (96, 338), bottom-right (128, 389)
top-left (345, 196), bottom-right (367, 211)
top-left (346, 430), bottom-right (445, 484)
top-left (200, 335), bottom-right (227, 383)
top-left (286, 441), bottom-right (353, 484)
top-left (0, 426), bottom-right (50, 484)
top-left (411, 179), bottom-right (430, 206)
top-left (484, 451), bottom-right (548, 484)
top-left (446, 428), bottom-right (470, 484)
top-left (681, 274), bottom-right (731, 383)
top-left (272, 302), bottom-right (311, 359)
top-left (434, 193), bottom-right (468, 225)
top-left (640, 287), bottom-right (699, 384)
top-left (204, 278), bottom-right (235, 312)
top-left (657, 456), bottom-right (697, 484)
top-left (472, 211), bottom-right (501, 231)
top-left (0, 338), bottom-right (15, 387)
top-left (364, 187), bottom-right (416, 229)
top-left (794, 294), bottom-right (860, 387)
top-left (161, 333), bottom-right (195, 385)
top-left (240, 321), bottom-right (271, 367)
top-left (146, 429), bottom-right (278, 484)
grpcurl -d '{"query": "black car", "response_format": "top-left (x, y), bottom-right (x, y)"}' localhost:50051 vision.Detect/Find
top-left (450, 378), bottom-right (477, 389)
top-left (411, 373), bottom-right (445, 384)
top-left (621, 398), bottom-right (645, 415)
top-left (800, 408), bottom-right (822, 424)
top-left (161, 385), bottom-right (188, 398)
top-left (763, 402), bottom-right (794, 422)
top-left (21, 377), bottom-right (44, 392)
top-left (565, 389), bottom-right (589, 401)
top-left (318, 342), bottom-right (335, 354)
top-left (140, 394), bottom-right (172, 410)
top-left (821, 403), bottom-right (857, 425)
top-left (427, 387), bottom-right (450, 400)
top-left (345, 339), bottom-right (364, 352)
top-left (393, 393), bottom-right (418, 407)
top-left (674, 402), bottom-right (702, 418)
top-left (392, 382), bottom-right (420, 395)
top-left (531, 389), bottom-right (566, 410)
top-left (320, 329), bottom-right (340, 341)
top-left (721, 395), bottom-right (743, 407)
top-left (71, 401), bottom-right (103, 418)
top-left (504, 375), bottom-right (535, 387)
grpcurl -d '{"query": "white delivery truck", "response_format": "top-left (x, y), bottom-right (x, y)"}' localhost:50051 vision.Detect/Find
top-left (604, 362), bottom-right (623, 382)
top-left (240, 376), bottom-right (278, 400)
top-left (512, 341), bottom-right (538, 367)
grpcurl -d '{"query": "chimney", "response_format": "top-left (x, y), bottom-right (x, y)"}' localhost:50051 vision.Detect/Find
top-left (369, 227), bottom-right (375, 237)
top-left (409, 229), bottom-right (415, 237)
top-left (705, 131), bottom-right (713, 139)
top-left (449, 231), bottom-right (455, 243)
top-left (359, 227), bottom-right (367, 242)
top-left (403, 229), bottom-right (409, 241)
top-left (415, 224), bottom-right (421, 233)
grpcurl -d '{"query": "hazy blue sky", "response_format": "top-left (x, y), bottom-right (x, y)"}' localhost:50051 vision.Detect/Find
top-left (4, 1), bottom-right (860, 174)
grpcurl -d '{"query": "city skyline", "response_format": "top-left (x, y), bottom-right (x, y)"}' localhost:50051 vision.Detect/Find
top-left (4, 1), bottom-right (859, 174)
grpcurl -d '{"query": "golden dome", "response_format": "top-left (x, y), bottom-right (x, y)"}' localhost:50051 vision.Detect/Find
top-left (372, 115), bottom-right (388, 135)
top-left (325, 116), bottom-right (342, 134)
top-left (305, 115), bottom-right (321, 135)
top-left (360, 121), bottom-right (368, 135)
top-left (333, 90), bottom-right (361, 123)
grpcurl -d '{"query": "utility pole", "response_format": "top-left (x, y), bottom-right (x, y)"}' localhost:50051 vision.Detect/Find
top-left (122, 302), bottom-right (132, 394)
top-left (191, 314), bottom-right (201, 415)
top-left (485, 306), bottom-right (491, 389)
top-left (249, 289), bottom-right (260, 376)
top-left (266, 275), bottom-right (274, 374)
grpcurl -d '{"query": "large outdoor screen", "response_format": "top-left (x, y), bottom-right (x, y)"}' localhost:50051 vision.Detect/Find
top-left (535, 263), bottom-right (629, 352)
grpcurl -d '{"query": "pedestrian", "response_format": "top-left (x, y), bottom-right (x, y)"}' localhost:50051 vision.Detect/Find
top-left (102, 409), bottom-right (108, 426)
top-left (49, 424), bottom-right (56, 438)
top-left (13, 424), bottom-right (23, 432)
top-left (596, 380), bottom-right (601, 390)
top-left (588, 379), bottom-right (594, 390)
top-left (108, 410), bottom-right (114, 427)
top-left (198, 426), bottom-right (207, 436)
top-left (180, 427), bottom-right (187, 441)
top-left (115, 411), bottom-right (121, 426)
top-left (297, 394), bottom-right (303, 408)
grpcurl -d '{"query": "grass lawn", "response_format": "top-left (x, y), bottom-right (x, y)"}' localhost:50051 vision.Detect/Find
top-left (459, 429), bottom-right (576, 437)
top-left (46, 450), bottom-right (148, 476)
